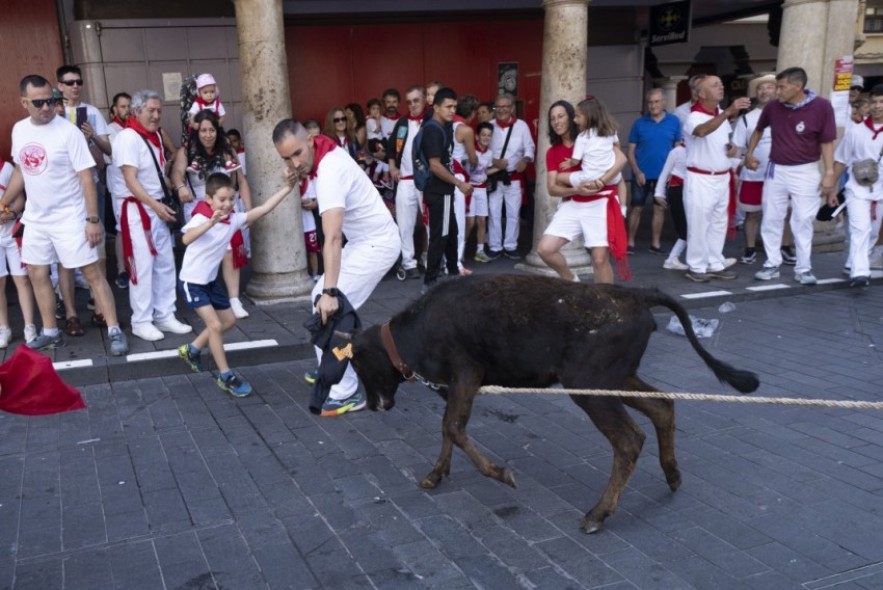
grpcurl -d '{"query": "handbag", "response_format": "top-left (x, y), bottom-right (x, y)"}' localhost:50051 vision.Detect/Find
top-left (487, 123), bottom-right (514, 193)
top-left (852, 141), bottom-right (883, 188)
top-left (138, 133), bottom-right (183, 231)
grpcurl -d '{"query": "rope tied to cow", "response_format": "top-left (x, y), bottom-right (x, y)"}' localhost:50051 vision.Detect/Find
top-left (477, 386), bottom-right (883, 411)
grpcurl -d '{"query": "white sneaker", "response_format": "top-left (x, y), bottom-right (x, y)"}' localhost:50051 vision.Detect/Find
top-left (724, 257), bottom-right (737, 269)
top-left (24, 324), bottom-right (38, 344)
top-left (663, 259), bottom-right (689, 271)
top-left (794, 271), bottom-right (817, 286)
top-left (0, 326), bottom-right (11, 348)
top-left (229, 297), bottom-right (250, 319)
top-left (155, 317), bottom-right (193, 334)
top-left (132, 323), bottom-right (165, 342)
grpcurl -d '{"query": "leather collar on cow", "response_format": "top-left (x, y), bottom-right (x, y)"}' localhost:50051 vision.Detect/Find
top-left (380, 321), bottom-right (414, 382)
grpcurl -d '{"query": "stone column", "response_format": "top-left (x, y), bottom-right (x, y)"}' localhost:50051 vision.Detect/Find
top-left (68, 22), bottom-right (109, 113)
top-left (657, 76), bottom-right (687, 111)
top-left (777, 0), bottom-right (860, 253)
top-left (235, 0), bottom-right (313, 302)
top-left (519, 0), bottom-right (592, 277)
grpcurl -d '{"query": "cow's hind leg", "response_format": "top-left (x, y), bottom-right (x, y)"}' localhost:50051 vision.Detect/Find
top-left (421, 381), bottom-right (516, 489)
top-left (570, 394), bottom-right (645, 534)
top-left (622, 376), bottom-right (681, 491)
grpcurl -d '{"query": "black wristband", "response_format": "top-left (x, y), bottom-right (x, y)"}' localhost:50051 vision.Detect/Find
top-left (322, 287), bottom-right (340, 297)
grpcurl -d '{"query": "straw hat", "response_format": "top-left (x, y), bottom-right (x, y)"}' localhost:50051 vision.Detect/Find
top-left (748, 74), bottom-right (777, 96)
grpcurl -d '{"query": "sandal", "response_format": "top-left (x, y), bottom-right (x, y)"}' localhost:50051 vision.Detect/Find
top-left (64, 316), bottom-right (85, 337)
top-left (91, 312), bottom-right (107, 327)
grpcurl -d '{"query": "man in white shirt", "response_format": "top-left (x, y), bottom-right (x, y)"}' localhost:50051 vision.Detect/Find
top-left (487, 92), bottom-right (535, 260)
top-left (274, 119), bottom-right (399, 416)
top-left (6, 74), bottom-right (128, 354)
top-left (682, 76), bottom-right (750, 282)
top-left (114, 89), bottom-right (192, 342)
top-left (107, 92), bottom-right (132, 290)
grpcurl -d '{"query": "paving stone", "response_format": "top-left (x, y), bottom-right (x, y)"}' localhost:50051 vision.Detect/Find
top-left (153, 531), bottom-right (214, 590)
top-left (197, 523), bottom-right (267, 590)
top-left (107, 540), bottom-right (164, 590)
top-left (11, 558), bottom-right (62, 590)
top-left (61, 501), bottom-right (106, 550)
top-left (62, 548), bottom-right (113, 590)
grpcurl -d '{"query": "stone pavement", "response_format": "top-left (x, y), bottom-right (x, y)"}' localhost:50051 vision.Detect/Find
top-left (1, 240), bottom-right (882, 589)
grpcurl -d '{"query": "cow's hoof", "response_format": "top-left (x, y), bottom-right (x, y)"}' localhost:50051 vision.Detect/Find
top-left (580, 518), bottom-right (604, 534)
top-left (501, 468), bottom-right (517, 489)
top-left (420, 473), bottom-right (441, 489)
top-left (668, 475), bottom-right (682, 492)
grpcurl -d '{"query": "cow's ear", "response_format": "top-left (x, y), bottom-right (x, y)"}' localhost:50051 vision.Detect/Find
top-left (333, 330), bottom-right (353, 341)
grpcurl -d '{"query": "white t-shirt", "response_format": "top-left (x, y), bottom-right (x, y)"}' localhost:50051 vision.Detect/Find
top-left (470, 148), bottom-right (495, 186)
top-left (573, 130), bottom-right (618, 181)
top-left (654, 145), bottom-right (687, 199)
top-left (835, 120), bottom-right (883, 200)
top-left (106, 121), bottom-right (128, 198)
top-left (491, 119), bottom-right (535, 172)
top-left (112, 128), bottom-right (165, 200)
top-left (179, 211), bottom-right (247, 284)
top-left (380, 116), bottom-right (398, 139)
top-left (64, 103), bottom-right (109, 139)
top-left (399, 119), bottom-right (422, 177)
top-left (0, 162), bottom-right (15, 239)
top-left (674, 101), bottom-right (693, 127)
top-left (188, 99), bottom-right (227, 119)
top-left (684, 108), bottom-right (731, 172)
top-left (301, 178), bottom-right (317, 233)
top-left (12, 115), bottom-right (96, 229)
top-left (236, 150), bottom-right (247, 176)
top-left (366, 118), bottom-right (382, 141)
top-left (315, 147), bottom-right (397, 247)
top-left (732, 109), bottom-right (771, 182)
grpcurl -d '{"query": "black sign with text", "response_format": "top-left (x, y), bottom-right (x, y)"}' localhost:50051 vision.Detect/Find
top-left (649, 0), bottom-right (691, 47)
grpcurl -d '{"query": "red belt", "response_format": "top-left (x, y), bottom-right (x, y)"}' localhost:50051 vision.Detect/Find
top-left (508, 171), bottom-right (523, 182)
top-left (471, 182), bottom-right (488, 189)
top-left (400, 175), bottom-right (414, 180)
top-left (669, 174), bottom-right (684, 187)
top-left (687, 166), bottom-right (729, 176)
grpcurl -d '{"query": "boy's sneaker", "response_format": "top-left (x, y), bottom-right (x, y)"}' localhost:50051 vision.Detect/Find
top-left (663, 258), bottom-right (688, 271)
top-left (217, 372), bottom-right (253, 398)
top-left (108, 327), bottom-right (129, 356)
top-left (754, 266), bottom-right (780, 281)
top-left (503, 249), bottom-right (521, 260)
top-left (230, 298), bottom-right (250, 319)
top-left (178, 344), bottom-right (203, 372)
top-left (115, 272), bottom-right (130, 289)
top-left (28, 331), bottom-right (64, 351)
top-left (223, 160), bottom-right (241, 173)
top-left (684, 270), bottom-right (710, 283)
top-left (304, 369), bottom-right (318, 384)
top-left (780, 246), bottom-right (797, 265)
top-left (486, 249), bottom-right (502, 261)
top-left (850, 275), bottom-right (871, 288)
top-left (740, 248), bottom-right (757, 264)
top-left (321, 391), bottom-right (366, 417)
top-left (794, 271), bottom-right (817, 286)
top-left (474, 250), bottom-right (491, 263)
top-left (0, 326), bottom-right (11, 349)
top-left (24, 324), bottom-right (38, 345)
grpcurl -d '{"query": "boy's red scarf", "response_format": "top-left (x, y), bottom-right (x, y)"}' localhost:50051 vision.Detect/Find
top-left (192, 201), bottom-right (248, 269)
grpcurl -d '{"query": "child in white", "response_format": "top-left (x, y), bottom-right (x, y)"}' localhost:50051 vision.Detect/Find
top-left (654, 143), bottom-right (688, 269)
top-left (0, 161), bottom-right (37, 346)
top-left (469, 122), bottom-right (498, 262)
top-left (177, 172), bottom-right (293, 397)
top-left (300, 178), bottom-right (320, 280)
top-left (188, 73), bottom-right (226, 127)
top-left (558, 98), bottom-right (622, 190)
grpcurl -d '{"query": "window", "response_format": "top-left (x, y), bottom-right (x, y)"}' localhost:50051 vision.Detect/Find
top-left (866, 4), bottom-right (883, 33)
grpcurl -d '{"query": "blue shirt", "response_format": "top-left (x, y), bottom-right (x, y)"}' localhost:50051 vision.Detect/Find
top-left (627, 112), bottom-right (682, 180)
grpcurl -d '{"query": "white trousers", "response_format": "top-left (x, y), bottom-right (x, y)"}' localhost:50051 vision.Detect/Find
top-left (845, 193), bottom-right (883, 277)
top-left (760, 162), bottom-right (821, 273)
top-left (312, 240), bottom-right (400, 401)
top-left (454, 173), bottom-right (466, 268)
top-left (684, 172), bottom-right (729, 273)
top-left (395, 179), bottom-right (423, 270)
top-left (488, 180), bottom-right (522, 252)
top-left (125, 201), bottom-right (177, 327)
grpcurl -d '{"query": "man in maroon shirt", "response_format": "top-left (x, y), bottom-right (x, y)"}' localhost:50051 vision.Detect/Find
top-left (745, 67), bottom-right (837, 285)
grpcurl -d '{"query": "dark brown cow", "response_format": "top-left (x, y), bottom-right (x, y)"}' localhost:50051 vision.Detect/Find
top-left (350, 275), bottom-right (758, 533)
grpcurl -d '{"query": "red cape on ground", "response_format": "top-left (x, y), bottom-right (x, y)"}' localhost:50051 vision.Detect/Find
top-left (0, 346), bottom-right (86, 415)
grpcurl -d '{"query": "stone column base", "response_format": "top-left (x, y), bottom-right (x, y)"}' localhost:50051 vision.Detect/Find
top-left (246, 271), bottom-right (314, 305)
top-left (518, 248), bottom-right (594, 279)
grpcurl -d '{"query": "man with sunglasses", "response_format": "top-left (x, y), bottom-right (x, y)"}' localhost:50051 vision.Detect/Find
top-left (6, 75), bottom-right (128, 355)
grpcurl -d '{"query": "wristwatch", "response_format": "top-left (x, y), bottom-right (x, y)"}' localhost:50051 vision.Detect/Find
top-left (85, 215), bottom-right (101, 223)
top-left (322, 287), bottom-right (340, 297)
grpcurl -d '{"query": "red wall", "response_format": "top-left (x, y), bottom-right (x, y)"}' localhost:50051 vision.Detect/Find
top-left (285, 17), bottom-right (543, 131)
top-left (0, 0), bottom-right (66, 160)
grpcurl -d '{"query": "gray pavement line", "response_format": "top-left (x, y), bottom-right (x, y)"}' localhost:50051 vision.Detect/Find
top-left (478, 386), bottom-right (883, 410)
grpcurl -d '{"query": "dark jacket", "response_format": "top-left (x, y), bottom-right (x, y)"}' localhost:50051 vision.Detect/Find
top-left (387, 109), bottom-right (433, 169)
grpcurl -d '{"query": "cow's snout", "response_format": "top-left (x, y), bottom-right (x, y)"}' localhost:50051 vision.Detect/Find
top-left (379, 396), bottom-right (396, 411)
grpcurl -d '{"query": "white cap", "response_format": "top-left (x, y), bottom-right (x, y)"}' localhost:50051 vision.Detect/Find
top-left (851, 74), bottom-right (865, 89)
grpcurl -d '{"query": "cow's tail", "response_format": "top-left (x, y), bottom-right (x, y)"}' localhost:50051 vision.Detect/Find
top-left (643, 289), bottom-right (759, 394)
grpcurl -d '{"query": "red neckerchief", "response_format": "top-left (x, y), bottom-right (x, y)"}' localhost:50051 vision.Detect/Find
top-left (864, 116), bottom-right (883, 140)
top-left (690, 102), bottom-right (720, 117)
top-left (127, 117), bottom-right (165, 166)
top-left (309, 134), bottom-right (339, 179)
top-left (475, 142), bottom-right (488, 153)
top-left (407, 110), bottom-right (425, 122)
top-left (191, 201), bottom-right (248, 268)
top-left (496, 117), bottom-right (515, 129)
top-left (453, 115), bottom-right (466, 124)
top-left (236, 147), bottom-right (245, 154)
top-left (112, 117), bottom-right (126, 128)
top-left (194, 97), bottom-right (218, 110)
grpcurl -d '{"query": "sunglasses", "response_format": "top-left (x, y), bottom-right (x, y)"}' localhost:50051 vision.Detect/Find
top-left (333, 117), bottom-right (347, 123)
top-left (25, 97), bottom-right (59, 109)
top-left (60, 79), bottom-right (84, 86)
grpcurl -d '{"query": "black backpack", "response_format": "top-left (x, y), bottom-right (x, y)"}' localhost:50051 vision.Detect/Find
top-left (411, 119), bottom-right (443, 192)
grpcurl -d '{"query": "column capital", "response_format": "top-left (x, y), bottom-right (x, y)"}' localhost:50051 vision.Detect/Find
top-left (542, 0), bottom-right (589, 10)
top-left (654, 76), bottom-right (687, 89)
top-left (782, 0), bottom-right (828, 6)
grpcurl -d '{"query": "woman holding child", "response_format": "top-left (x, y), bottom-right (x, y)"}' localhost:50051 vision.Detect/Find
top-left (537, 98), bottom-right (629, 284)
top-left (171, 110), bottom-right (253, 319)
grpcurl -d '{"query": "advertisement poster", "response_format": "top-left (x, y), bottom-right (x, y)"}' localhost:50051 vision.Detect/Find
top-left (832, 56), bottom-right (854, 128)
